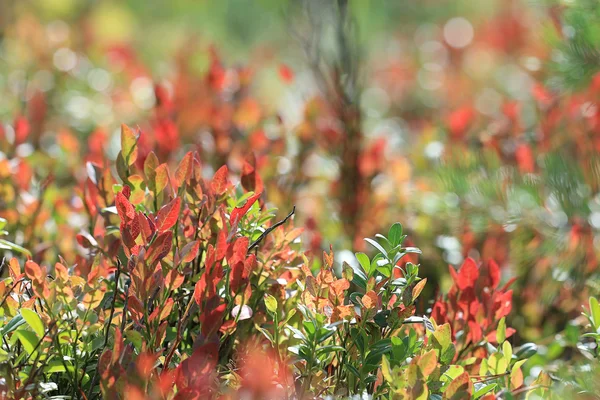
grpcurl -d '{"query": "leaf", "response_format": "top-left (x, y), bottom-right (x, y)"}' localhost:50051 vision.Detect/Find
top-left (156, 197), bottom-right (181, 232)
top-left (1, 314), bottom-right (25, 335)
top-left (147, 231), bottom-right (173, 265)
top-left (433, 323), bottom-right (452, 351)
top-left (488, 352), bottom-right (508, 374)
top-left (316, 345), bottom-right (345, 356)
top-left (497, 317), bottom-right (506, 344)
top-left (43, 360), bottom-right (68, 374)
top-left (412, 278), bottom-right (427, 300)
top-left (230, 191), bottom-right (261, 225)
top-left (126, 330), bottom-right (143, 352)
top-left (116, 191), bottom-right (135, 222)
top-left (364, 238), bottom-right (388, 258)
top-left (510, 359), bottom-right (527, 389)
top-left (362, 291), bottom-right (378, 309)
top-left (342, 261), bottom-right (354, 281)
top-left (24, 260), bottom-right (43, 281)
top-left (211, 165), bottom-right (229, 195)
top-left (473, 383), bottom-right (497, 398)
top-left (155, 164), bottom-right (170, 195)
top-left (21, 309), bottom-right (45, 338)
top-left (175, 152), bottom-right (193, 188)
top-left (128, 174), bottom-right (146, 205)
top-left (418, 349), bottom-right (438, 376)
top-left (181, 241), bottom-right (200, 263)
top-left (355, 252), bottom-right (370, 274)
top-left (0, 239), bottom-right (31, 256)
top-left (449, 257), bottom-right (479, 291)
top-left (444, 372), bottom-right (472, 399)
top-left (388, 223), bottom-right (403, 247)
top-left (15, 330), bottom-right (38, 355)
top-left (381, 356), bottom-right (393, 382)
top-left (121, 124), bottom-right (138, 166)
top-left (265, 294), bottom-right (278, 315)
top-left (144, 151), bottom-right (159, 192)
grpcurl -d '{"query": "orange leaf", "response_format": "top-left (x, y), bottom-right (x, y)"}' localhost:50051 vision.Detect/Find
top-left (175, 152), bottom-right (193, 188)
top-left (155, 163), bottom-right (170, 195)
top-left (362, 290), bottom-right (378, 309)
top-left (412, 278), bottom-right (427, 300)
top-left (211, 165), bottom-right (229, 195)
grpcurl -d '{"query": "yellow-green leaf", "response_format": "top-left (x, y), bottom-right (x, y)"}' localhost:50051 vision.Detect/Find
top-left (121, 123), bottom-right (138, 166)
top-left (21, 309), bottom-right (45, 338)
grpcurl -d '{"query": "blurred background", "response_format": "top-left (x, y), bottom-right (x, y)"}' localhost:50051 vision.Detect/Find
top-left (2, 0), bottom-right (600, 378)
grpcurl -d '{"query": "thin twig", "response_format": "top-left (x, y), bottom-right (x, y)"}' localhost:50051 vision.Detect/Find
top-left (247, 206), bottom-right (295, 253)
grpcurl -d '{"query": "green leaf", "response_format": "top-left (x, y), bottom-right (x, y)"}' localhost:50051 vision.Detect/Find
top-left (474, 383), bottom-right (497, 399)
top-left (125, 330), bottom-right (143, 352)
top-left (21, 309), bottom-right (45, 338)
top-left (355, 252), bottom-right (370, 274)
top-left (364, 238), bottom-right (388, 258)
top-left (497, 317), bottom-right (506, 344)
top-left (316, 345), bottom-right (345, 356)
top-left (0, 217), bottom-right (6, 230)
top-left (1, 314), bottom-right (25, 336)
top-left (264, 294), bottom-right (278, 315)
top-left (0, 239), bottom-right (31, 256)
top-left (388, 223), bottom-right (403, 247)
top-left (43, 360), bottom-right (68, 374)
top-left (15, 330), bottom-right (39, 355)
top-left (257, 326), bottom-right (274, 345)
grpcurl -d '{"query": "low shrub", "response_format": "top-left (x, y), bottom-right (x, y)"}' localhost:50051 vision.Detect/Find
top-left (0, 125), bottom-right (547, 399)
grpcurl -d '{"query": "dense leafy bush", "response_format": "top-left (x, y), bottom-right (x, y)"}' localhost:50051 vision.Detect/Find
top-left (0, 125), bottom-right (545, 398)
top-left (2, 0), bottom-right (600, 398)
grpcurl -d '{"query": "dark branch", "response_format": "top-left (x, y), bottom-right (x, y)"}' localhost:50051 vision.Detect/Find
top-left (248, 206), bottom-right (296, 253)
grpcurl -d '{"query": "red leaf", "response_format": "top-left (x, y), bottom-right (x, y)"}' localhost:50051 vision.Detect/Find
top-left (156, 197), bottom-right (181, 232)
top-left (211, 165), bottom-right (229, 195)
top-left (138, 212), bottom-right (156, 244)
top-left (193, 278), bottom-right (205, 305)
top-left (116, 191), bottom-right (135, 222)
top-left (175, 343), bottom-right (218, 391)
top-left (166, 269), bottom-right (185, 291)
top-left (227, 236), bottom-right (249, 266)
top-left (240, 153), bottom-right (263, 193)
top-left (200, 303), bottom-right (227, 337)
top-left (147, 231), bottom-right (173, 265)
top-left (488, 259), bottom-right (500, 289)
top-left (181, 240), bottom-right (200, 263)
top-left (230, 192), bottom-right (261, 225)
top-left (451, 258), bottom-right (479, 291)
top-left (216, 230), bottom-right (227, 261)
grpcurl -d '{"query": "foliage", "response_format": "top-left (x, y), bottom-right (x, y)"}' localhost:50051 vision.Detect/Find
top-left (0, 123), bottom-right (541, 398)
top-left (2, 0), bottom-right (600, 398)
